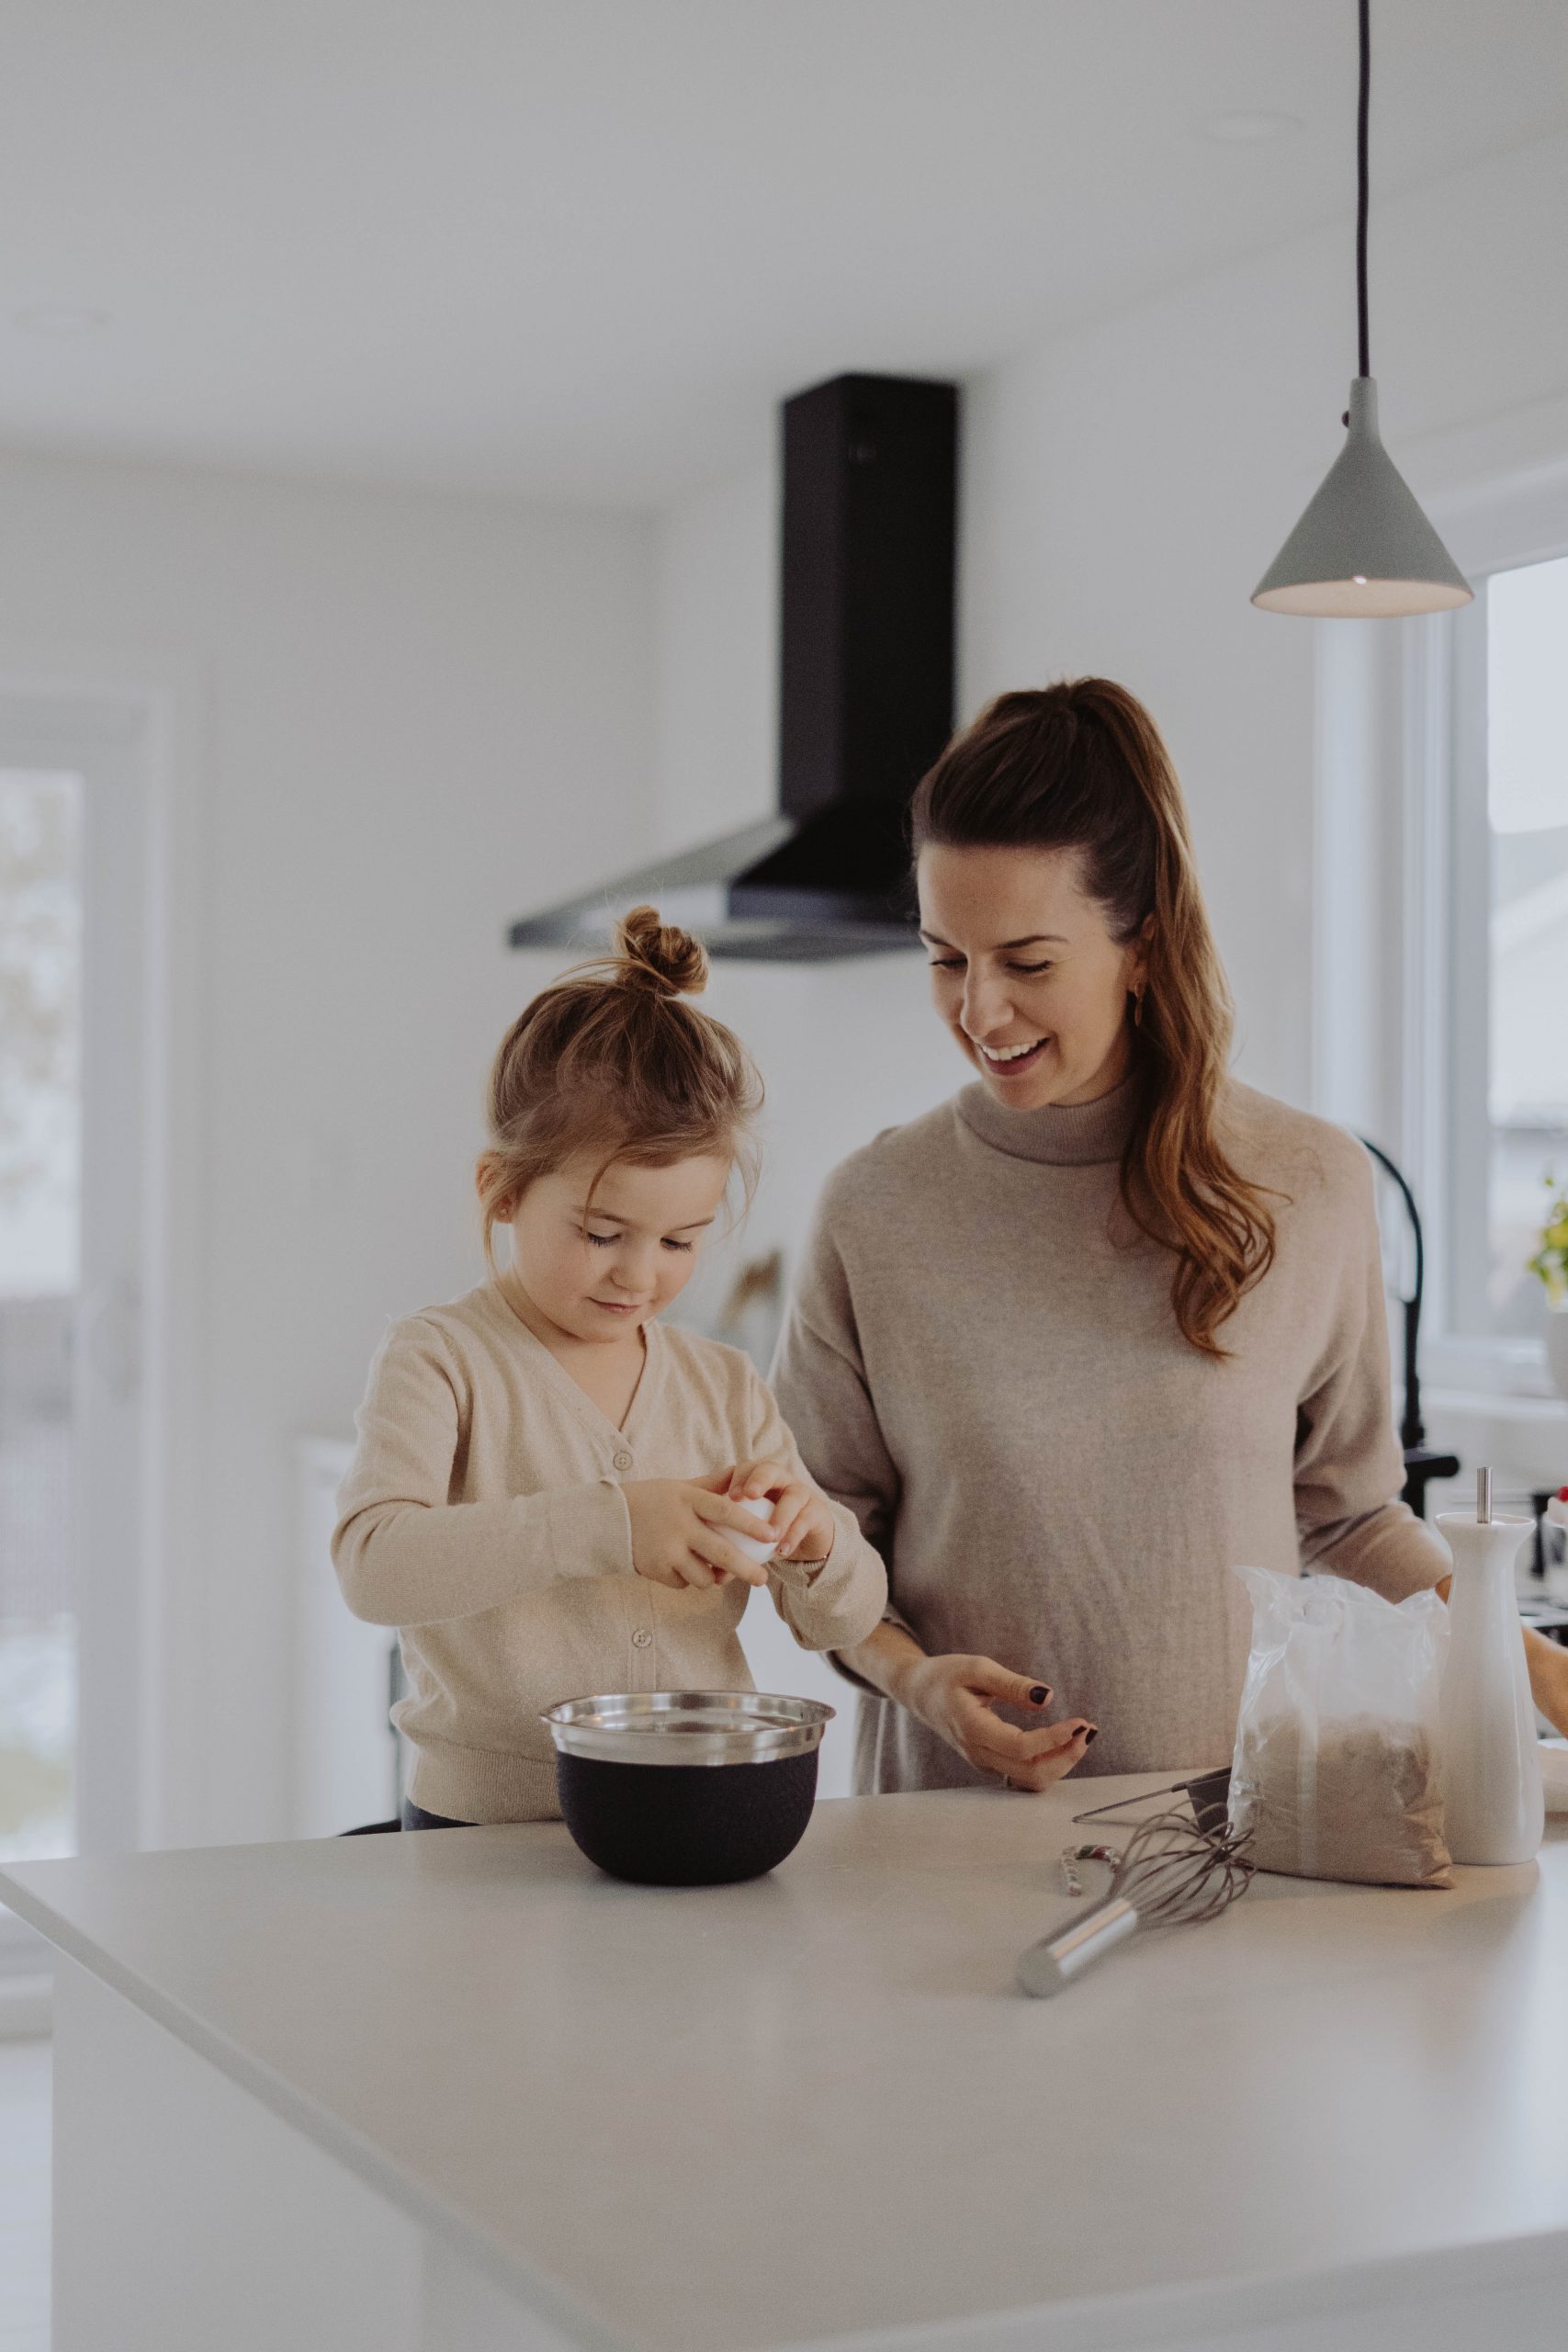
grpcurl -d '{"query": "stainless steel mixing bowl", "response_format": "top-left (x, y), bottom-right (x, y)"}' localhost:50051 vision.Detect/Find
top-left (542, 1691), bottom-right (834, 1884)
top-left (544, 1690), bottom-right (832, 1761)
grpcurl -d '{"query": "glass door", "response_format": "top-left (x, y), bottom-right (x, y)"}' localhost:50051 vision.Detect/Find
top-left (1, 696), bottom-right (149, 1979)
top-left (0, 767), bottom-right (81, 1865)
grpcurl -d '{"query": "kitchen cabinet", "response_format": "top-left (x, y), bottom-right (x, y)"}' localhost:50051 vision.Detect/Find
top-left (4, 1781), bottom-right (1566, 2352)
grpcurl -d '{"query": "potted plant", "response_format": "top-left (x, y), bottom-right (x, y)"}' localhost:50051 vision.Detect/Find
top-left (1529, 1175), bottom-right (1568, 1402)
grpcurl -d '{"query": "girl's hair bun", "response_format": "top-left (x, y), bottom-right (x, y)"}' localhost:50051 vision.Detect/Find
top-left (614, 903), bottom-right (708, 998)
top-left (479, 899), bottom-right (761, 1273)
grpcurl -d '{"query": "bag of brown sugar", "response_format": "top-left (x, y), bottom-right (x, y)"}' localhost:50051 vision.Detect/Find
top-left (1228, 1566), bottom-right (1453, 1888)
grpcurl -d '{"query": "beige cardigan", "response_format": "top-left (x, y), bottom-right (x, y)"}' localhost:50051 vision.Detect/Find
top-left (333, 1280), bottom-right (887, 1822)
top-left (773, 1077), bottom-right (1450, 1796)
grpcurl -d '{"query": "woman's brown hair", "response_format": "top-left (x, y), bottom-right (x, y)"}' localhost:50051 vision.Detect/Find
top-left (909, 679), bottom-right (1277, 1357)
top-left (479, 906), bottom-right (762, 1271)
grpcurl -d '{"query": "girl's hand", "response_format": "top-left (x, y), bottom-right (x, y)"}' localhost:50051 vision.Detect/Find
top-left (725, 1459), bottom-right (836, 1567)
top-left (900, 1653), bottom-right (1097, 1791)
top-left (622, 1479), bottom-right (776, 1591)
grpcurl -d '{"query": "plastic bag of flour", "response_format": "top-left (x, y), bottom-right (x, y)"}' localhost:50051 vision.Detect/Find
top-left (1228, 1566), bottom-right (1453, 1888)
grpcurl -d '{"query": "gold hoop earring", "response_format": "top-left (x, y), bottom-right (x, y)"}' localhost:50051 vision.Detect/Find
top-left (1132, 988), bottom-right (1145, 1029)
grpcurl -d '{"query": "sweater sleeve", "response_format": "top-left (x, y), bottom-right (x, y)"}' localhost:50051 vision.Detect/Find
top-left (769, 1186), bottom-right (912, 1669)
top-left (332, 1317), bottom-right (633, 1628)
top-left (739, 1360), bottom-right (888, 1653)
top-left (1293, 1147), bottom-right (1450, 1600)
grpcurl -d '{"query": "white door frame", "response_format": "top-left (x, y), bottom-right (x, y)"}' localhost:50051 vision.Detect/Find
top-left (0, 647), bottom-right (209, 1877)
top-left (0, 699), bottom-right (147, 1873)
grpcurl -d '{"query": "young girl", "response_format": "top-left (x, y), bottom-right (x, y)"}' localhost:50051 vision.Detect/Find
top-left (332, 907), bottom-right (888, 1828)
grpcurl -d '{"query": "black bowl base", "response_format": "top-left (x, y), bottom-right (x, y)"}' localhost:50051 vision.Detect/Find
top-left (555, 1747), bottom-right (818, 1885)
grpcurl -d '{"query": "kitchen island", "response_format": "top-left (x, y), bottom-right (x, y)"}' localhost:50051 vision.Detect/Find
top-left (4, 1778), bottom-right (1565, 2352)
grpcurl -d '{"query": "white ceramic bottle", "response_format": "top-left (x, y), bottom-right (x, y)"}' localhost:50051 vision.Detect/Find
top-left (1437, 1467), bottom-right (1544, 1866)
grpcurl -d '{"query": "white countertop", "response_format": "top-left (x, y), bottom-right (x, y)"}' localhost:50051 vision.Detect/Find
top-left (6, 1780), bottom-right (1568, 2352)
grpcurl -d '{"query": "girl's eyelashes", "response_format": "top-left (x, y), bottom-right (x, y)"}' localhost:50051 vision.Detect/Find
top-left (582, 1228), bottom-right (694, 1253)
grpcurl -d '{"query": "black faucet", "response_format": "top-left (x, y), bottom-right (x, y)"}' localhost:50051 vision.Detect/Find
top-left (1359, 1137), bottom-right (1461, 1520)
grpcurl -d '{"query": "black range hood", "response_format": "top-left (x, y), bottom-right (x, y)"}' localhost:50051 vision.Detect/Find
top-left (510, 373), bottom-right (958, 963)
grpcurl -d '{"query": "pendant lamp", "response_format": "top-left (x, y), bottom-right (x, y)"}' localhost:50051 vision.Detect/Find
top-left (1251, 0), bottom-right (1472, 617)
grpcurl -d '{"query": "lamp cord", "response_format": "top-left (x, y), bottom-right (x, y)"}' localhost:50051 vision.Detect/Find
top-left (1357, 0), bottom-right (1371, 379)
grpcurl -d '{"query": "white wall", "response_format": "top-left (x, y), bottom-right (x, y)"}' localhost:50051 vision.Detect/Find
top-left (1, 445), bottom-right (656, 1843)
top-left (652, 129), bottom-right (1568, 1317)
top-left (656, 466), bottom-right (778, 853)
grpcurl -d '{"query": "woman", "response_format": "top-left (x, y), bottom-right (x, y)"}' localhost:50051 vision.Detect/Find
top-left (773, 679), bottom-right (1568, 1794)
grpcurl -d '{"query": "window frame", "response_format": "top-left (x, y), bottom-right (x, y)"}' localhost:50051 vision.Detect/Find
top-left (1405, 503), bottom-right (1568, 1400)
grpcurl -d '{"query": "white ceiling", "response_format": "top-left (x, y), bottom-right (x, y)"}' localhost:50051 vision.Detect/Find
top-left (3, 1), bottom-right (1566, 507)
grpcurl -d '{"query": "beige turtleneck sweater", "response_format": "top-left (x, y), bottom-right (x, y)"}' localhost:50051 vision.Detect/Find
top-left (771, 1077), bottom-right (1447, 1796)
top-left (333, 1281), bottom-right (888, 1823)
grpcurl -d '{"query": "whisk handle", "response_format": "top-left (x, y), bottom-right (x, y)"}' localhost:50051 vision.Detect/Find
top-left (1017, 1897), bottom-right (1139, 1997)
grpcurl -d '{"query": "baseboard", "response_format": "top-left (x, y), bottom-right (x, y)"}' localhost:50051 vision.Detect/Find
top-left (0, 1972), bottom-right (52, 2041)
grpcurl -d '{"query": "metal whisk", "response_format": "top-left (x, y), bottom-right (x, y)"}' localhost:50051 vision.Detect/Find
top-left (1017, 1808), bottom-right (1255, 1997)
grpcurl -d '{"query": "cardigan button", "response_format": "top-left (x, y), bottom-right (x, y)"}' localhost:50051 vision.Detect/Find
top-left (614, 1451), bottom-right (633, 1471)
top-left (631, 1629), bottom-right (652, 1649)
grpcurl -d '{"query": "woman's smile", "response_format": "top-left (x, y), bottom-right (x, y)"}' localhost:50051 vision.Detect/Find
top-left (971, 1034), bottom-right (1052, 1078)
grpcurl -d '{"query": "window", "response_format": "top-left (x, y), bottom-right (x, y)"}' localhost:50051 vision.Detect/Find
top-left (1483, 557), bottom-right (1568, 1333)
top-left (1444, 555), bottom-right (1568, 1352)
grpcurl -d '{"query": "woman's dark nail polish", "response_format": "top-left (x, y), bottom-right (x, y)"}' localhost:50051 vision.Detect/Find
top-left (1029, 1685), bottom-right (1051, 1705)
top-left (1082, 1726), bottom-right (1099, 1744)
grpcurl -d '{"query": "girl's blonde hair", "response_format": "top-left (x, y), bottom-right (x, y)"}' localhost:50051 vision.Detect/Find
top-left (479, 906), bottom-right (762, 1270)
top-left (909, 678), bottom-right (1279, 1358)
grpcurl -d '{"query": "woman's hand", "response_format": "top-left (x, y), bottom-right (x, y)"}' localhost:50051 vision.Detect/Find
top-left (622, 1479), bottom-right (775, 1591)
top-left (901, 1653), bottom-right (1097, 1791)
top-left (725, 1459), bottom-right (837, 1567)
top-left (1524, 1625), bottom-right (1568, 1737)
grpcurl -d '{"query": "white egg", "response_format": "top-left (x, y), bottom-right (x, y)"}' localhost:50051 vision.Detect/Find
top-left (728, 1493), bottom-right (780, 1565)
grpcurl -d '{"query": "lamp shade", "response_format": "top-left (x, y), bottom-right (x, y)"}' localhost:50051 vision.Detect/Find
top-left (1252, 378), bottom-right (1472, 616)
